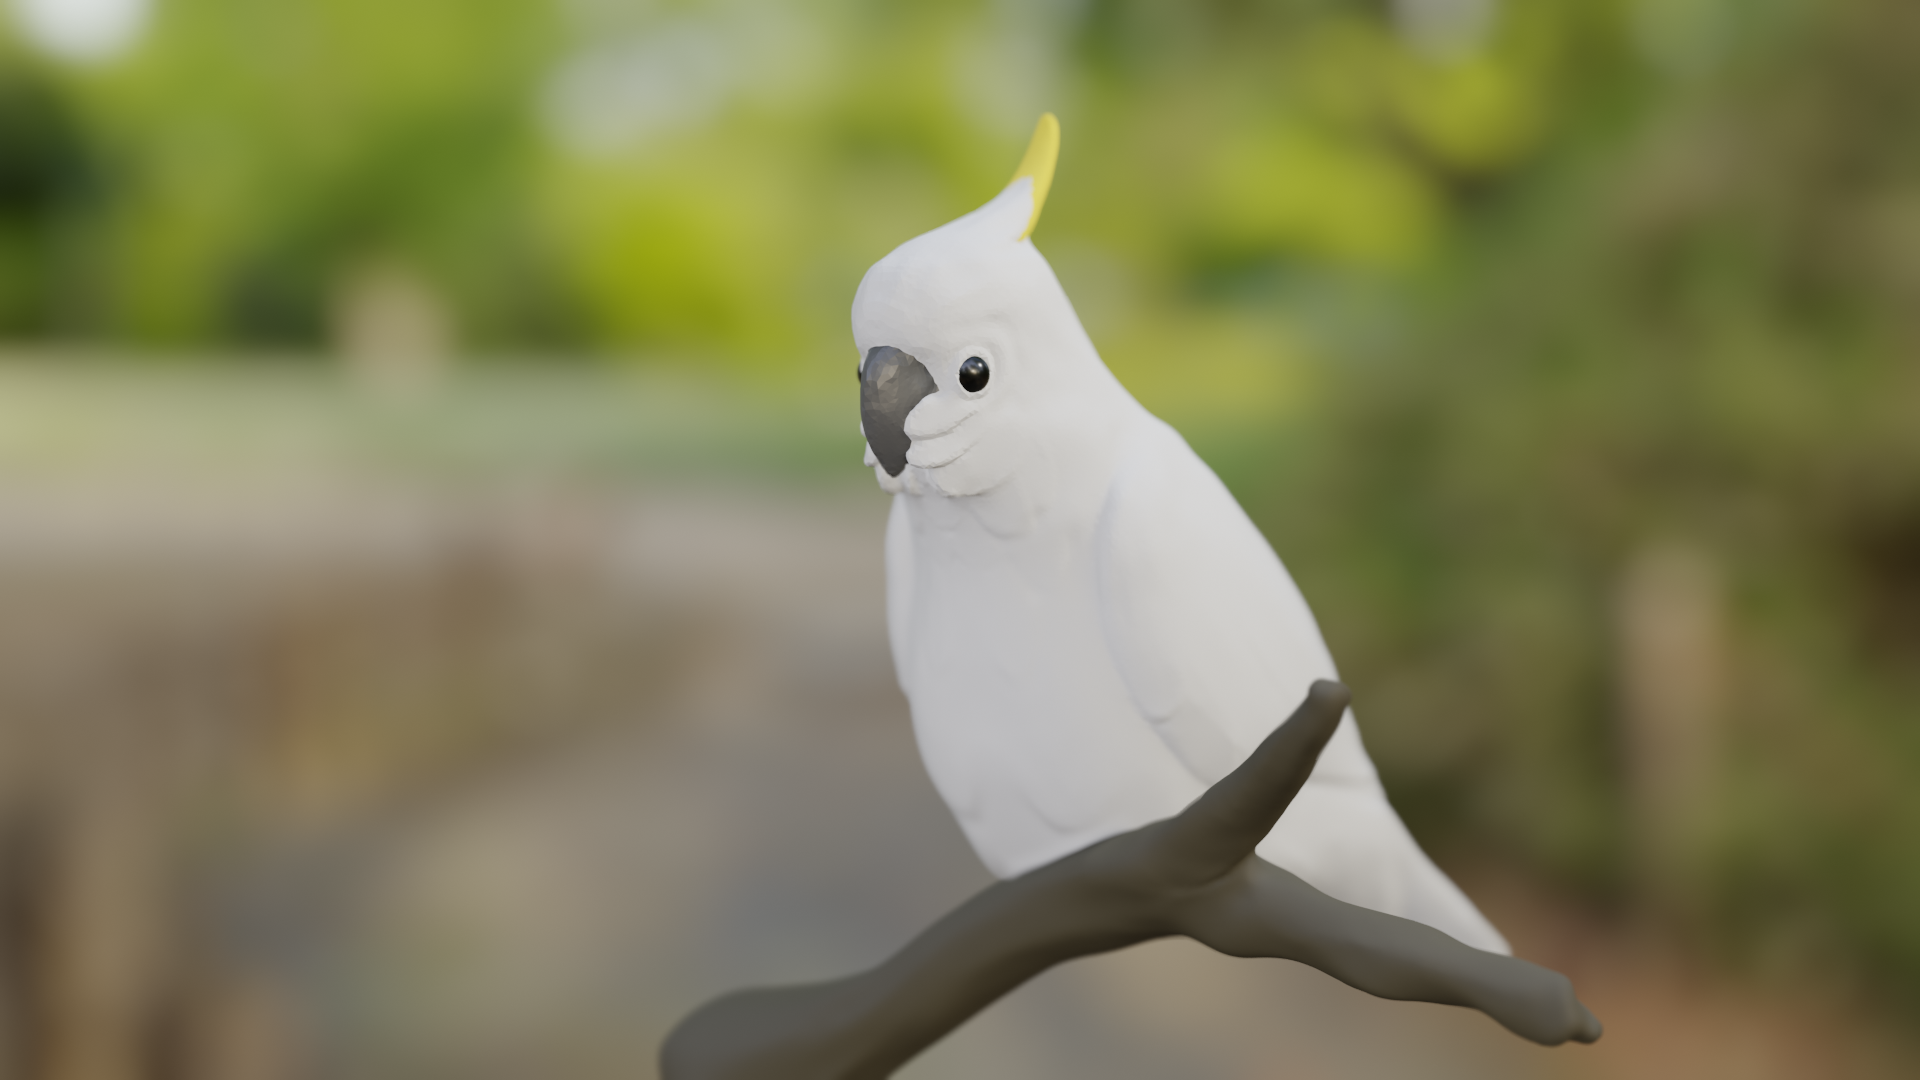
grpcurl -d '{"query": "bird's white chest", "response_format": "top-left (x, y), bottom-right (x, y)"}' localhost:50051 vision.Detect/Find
top-left (891, 494), bottom-right (1202, 878)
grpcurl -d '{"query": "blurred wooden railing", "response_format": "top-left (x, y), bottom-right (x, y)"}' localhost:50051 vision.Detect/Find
top-left (0, 486), bottom-right (701, 1080)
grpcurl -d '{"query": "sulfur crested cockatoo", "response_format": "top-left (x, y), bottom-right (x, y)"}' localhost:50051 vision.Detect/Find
top-left (855, 115), bottom-right (1509, 954)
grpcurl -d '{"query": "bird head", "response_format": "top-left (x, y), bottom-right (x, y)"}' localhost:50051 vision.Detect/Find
top-left (854, 114), bottom-right (1123, 498)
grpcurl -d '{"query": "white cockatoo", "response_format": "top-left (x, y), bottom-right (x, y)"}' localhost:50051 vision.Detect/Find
top-left (855, 115), bottom-right (1508, 954)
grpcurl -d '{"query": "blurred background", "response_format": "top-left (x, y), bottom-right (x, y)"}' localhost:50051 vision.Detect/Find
top-left (0, 0), bottom-right (1917, 1077)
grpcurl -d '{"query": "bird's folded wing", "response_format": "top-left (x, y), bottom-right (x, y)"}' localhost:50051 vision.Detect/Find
top-left (1091, 418), bottom-right (1511, 954)
top-left (1091, 417), bottom-right (1379, 788)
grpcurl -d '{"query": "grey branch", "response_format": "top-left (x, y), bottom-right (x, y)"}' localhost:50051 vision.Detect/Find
top-left (661, 681), bottom-right (1603, 1079)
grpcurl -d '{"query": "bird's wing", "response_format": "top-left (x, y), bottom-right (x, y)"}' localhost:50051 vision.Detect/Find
top-left (1093, 418), bottom-right (1509, 953)
top-left (1092, 417), bottom-right (1375, 786)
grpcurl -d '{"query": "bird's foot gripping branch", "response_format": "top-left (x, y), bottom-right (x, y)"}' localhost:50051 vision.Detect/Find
top-left (660, 682), bottom-right (1602, 1080)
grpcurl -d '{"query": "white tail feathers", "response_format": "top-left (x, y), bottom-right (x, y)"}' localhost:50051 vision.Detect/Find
top-left (1255, 779), bottom-right (1511, 955)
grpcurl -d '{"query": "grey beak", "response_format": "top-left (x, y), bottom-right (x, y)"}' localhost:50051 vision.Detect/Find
top-left (860, 346), bottom-right (938, 477)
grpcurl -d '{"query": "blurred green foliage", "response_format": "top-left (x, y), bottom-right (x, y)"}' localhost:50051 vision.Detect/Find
top-left (2, 0), bottom-right (1917, 1009)
top-left (1, 0), bottom-right (1609, 381)
top-left (1277, 0), bottom-right (1920, 1002)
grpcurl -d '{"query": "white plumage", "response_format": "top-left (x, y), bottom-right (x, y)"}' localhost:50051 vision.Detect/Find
top-left (855, 127), bottom-right (1508, 954)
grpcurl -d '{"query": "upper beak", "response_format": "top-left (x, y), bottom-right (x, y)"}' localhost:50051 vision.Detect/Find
top-left (860, 346), bottom-right (938, 477)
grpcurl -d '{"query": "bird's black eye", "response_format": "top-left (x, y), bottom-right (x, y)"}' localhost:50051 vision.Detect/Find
top-left (958, 356), bottom-right (990, 393)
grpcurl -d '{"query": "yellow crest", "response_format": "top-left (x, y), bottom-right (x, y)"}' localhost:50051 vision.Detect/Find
top-left (1009, 113), bottom-right (1059, 241)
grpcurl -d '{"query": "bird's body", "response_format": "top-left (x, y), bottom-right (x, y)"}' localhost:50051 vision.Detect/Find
top-left (856, 117), bottom-right (1508, 953)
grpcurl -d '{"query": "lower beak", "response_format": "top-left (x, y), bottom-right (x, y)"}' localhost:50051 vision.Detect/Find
top-left (860, 346), bottom-right (938, 477)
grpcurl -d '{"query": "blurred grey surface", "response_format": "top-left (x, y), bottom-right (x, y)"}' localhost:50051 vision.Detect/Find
top-left (0, 473), bottom-right (1910, 1080)
top-left (244, 480), bottom-right (1563, 1080)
